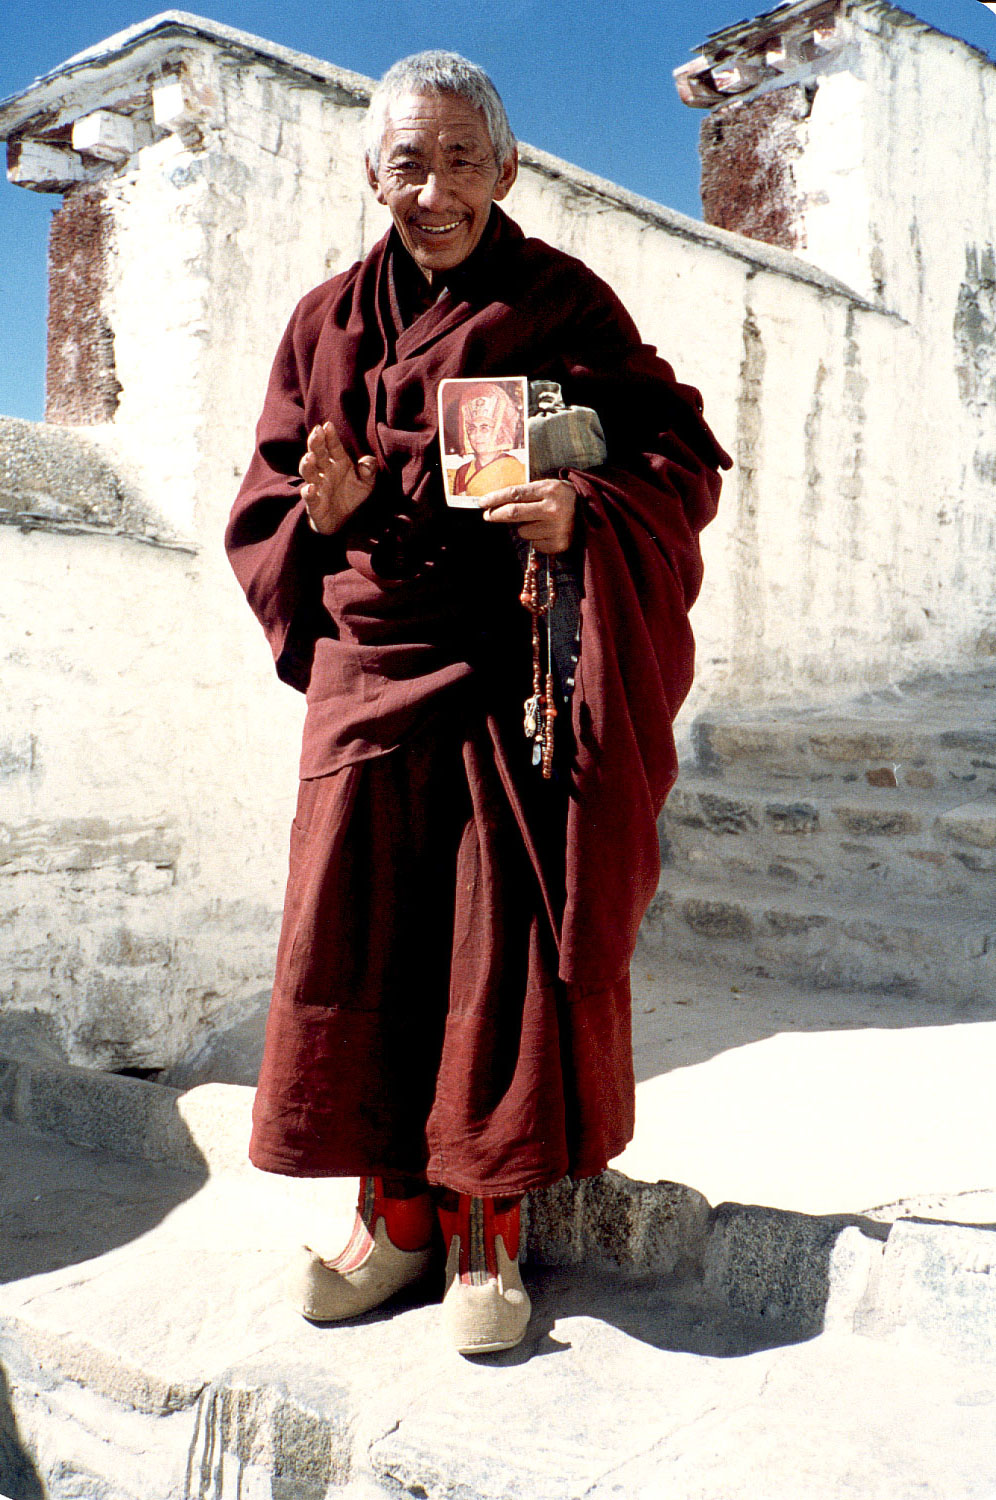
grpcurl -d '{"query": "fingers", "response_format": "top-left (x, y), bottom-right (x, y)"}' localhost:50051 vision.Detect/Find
top-left (478, 478), bottom-right (574, 516)
top-left (298, 420), bottom-right (377, 535)
top-left (479, 479), bottom-right (577, 554)
top-left (299, 422), bottom-right (345, 482)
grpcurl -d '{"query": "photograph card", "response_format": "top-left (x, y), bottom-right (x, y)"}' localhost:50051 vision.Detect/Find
top-left (438, 376), bottom-right (530, 508)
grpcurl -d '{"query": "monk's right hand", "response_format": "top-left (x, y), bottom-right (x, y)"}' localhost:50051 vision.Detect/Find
top-left (298, 421), bottom-right (377, 535)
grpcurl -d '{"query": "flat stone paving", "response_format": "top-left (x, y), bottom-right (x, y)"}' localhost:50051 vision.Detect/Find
top-left (619, 961), bottom-right (996, 1217)
top-left (2, 1119), bottom-right (996, 1500)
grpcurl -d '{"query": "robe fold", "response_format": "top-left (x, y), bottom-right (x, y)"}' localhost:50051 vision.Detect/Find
top-left (226, 207), bottom-right (730, 1192)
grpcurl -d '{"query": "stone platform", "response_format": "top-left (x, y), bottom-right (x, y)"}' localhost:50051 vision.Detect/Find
top-left (1, 994), bottom-right (995, 1500)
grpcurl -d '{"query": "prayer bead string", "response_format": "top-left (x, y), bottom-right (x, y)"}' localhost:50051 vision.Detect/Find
top-left (519, 544), bottom-right (557, 778)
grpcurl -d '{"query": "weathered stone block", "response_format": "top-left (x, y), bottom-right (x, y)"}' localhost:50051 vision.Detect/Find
top-left (664, 787), bottom-right (707, 828)
top-left (20, 1064), bottom-right (191, 1168)
top-left (809, 732), bottom-right (909, 763)
top-left (680, 898), bottom-right (752, 940)
top-left (938, 730), bottom-right (996, 756)
top-left (75, 971), bottom-right (176, 1069)
top-left (696, 792), bottom-right (759, 834)
top-left (703, 1203), bottom-right (868, 1334)
top-left (187, 1376), bottom-right (351, 1500)
top-left (692, 721), bottom-right (799, 775)
top-left (575, 1171), bottom-right (640, 1266)
top-left (94, 927), bottom-right (174, 967)
top-left (0, 1057), bottom-right (17, 1121)
top-left (631, 1178), bottom-right (711, 1276)
top-left (0, 1010), bottom-right (67, 1065)
top-left (952, 848), bottom-right (996, 874)
top-left (0, 734), bottom-right (37, 779)
top-left (765, 801), bottom-right (820, 834)
top-left (873, 1219), bottom-right (996, 1364)
top-left (525, 1176), bottom-right (583, 1266)
top-left (822, 1224), bottom-right (885, 1335)
top-left (762, 909), bottom-right (830, 937)
top-left (833, 807), bottom-right (921, 837)
top-left (526, 1172), bottom-right (710, 1277)
top-left (0, 817), bottom-right (180, 875)
top-left (936, 803), bottom-right (996, 850)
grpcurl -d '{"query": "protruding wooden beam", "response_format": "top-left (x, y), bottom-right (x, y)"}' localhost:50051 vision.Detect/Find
top-left (6, 137), bottom-right (88, 191)
top-left (71, 109), bottom-right (136, 163)
top-left (151, 79), bottom-right (204, 147)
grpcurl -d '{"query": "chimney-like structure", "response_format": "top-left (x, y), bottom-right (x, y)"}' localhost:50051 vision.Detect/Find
top-left (675, 0), bottom-right (996, 320)
top-left (676, 0), bottom-right (845, 256)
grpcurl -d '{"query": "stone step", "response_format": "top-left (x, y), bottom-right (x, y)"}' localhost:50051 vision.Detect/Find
top-left (689, 673), bottom-right (996, 791)
top-left (662, 777), bottom-right (996, 901)
top-left (2, 1096), bottom-right (996, 1499)
top-left (641, 876), bottom-right (996, 1001)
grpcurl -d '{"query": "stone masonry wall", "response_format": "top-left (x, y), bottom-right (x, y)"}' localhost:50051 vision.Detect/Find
top-left (0, 419), bottom-right (279, 1068)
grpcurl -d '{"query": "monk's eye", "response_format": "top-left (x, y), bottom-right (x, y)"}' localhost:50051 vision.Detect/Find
top-left (390, 158), bottom-right (425, 178)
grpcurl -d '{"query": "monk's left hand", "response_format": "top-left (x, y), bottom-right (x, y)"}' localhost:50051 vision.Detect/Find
top-left (477, 478), bottom-right (577, 555)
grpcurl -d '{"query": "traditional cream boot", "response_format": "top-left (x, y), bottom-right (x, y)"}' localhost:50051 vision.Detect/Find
top-left (437, 1193), bottom-right (530, 1355)
top-left (289, 1176), bottom-right (435, 1323)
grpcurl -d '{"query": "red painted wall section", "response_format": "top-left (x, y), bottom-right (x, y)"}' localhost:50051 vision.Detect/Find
top-left (46, 185), bottom-right (122, 425)
top-left (699, 86), bottom-right (813, 253)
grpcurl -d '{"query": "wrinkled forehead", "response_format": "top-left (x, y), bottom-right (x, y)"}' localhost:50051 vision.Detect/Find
top-left (381, 91), bottom-right (495, 155)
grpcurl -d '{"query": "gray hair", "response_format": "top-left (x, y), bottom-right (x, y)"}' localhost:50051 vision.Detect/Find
top-left (363, 51), bottom-right (516, 170)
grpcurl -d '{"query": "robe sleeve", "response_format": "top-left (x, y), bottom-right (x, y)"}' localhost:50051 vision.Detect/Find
top-left (554, 297), bottom-right (732, 987)
top-left (224, 296), bottom-right (346, 694)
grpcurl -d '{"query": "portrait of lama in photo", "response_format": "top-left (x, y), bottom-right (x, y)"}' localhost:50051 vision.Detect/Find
top-left (439, 376), bottom-right (528, 506)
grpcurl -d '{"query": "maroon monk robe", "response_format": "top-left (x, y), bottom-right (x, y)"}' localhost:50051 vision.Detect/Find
top-left (226, 208), bottom-right (730, 1193)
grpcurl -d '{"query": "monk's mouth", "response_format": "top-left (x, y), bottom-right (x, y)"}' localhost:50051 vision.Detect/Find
top-left (413, 221), bottom-right (466, 236)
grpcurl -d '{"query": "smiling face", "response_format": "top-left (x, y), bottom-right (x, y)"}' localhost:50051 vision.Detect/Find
top-left (366, 91), bottom-right (518, 283)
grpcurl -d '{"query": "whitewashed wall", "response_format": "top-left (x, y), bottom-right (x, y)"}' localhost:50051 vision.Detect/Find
top-left (1, 6), bottom-right (994, 1065)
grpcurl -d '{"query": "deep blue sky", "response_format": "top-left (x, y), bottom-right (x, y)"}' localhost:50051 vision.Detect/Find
top-left (1, 0), bottom-right (993, 421)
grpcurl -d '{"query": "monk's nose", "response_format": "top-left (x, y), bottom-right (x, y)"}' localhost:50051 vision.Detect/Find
top-left (417, 172), bottom-right (451, 210)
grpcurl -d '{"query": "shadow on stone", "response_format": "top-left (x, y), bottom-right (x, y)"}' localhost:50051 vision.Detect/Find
top-left (159, 990), bottom-right (269, 1089)
top-left (0, 1360), bottom-right (44, 1500)
top-left (628, 958), bottom-right (996, 1086)
top-left (523, 1171), bottom-right (891, 1360)
top-left (509, 1262), bottom-right (818, 1363)
top-left (0, 1056), bottom-right (210, 1285)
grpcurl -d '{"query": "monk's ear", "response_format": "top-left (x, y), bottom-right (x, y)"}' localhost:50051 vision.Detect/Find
top-left (366, 156), bottom-right (388, 206)
top-left (492, 148), bottom-right (518, 202)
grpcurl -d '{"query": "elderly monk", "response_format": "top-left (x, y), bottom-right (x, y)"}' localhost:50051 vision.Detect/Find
top-left (225, 50), bottom-right (730, 1355)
